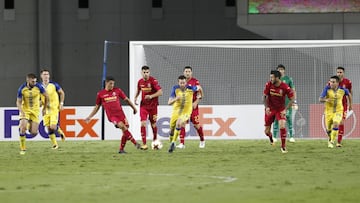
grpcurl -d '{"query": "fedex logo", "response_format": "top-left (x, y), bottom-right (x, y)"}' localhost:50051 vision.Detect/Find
top-left (3, 108), bottom-right (100, 140)
top-left (156, 107), bottom-right (236, 137)
top-left (59, 109), bottom-right (99, 138)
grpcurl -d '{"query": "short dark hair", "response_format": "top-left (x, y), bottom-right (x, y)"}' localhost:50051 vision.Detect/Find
top-left (105, 76), bottom-right (115, 82)
top-left (277, 64), bottom-right (285, 70)
top-left (183, 66), bottom-right (192, 71)
top-left (27, 73), bottom-right (37, 79)
top-left (270, 70), bottom-right (281, 78)
top-left (330, 75), bottom-right (340, 82)
top-left (142, 66), bottom-right (150, 70)
top-left (337, 66), bottom-right (345, 72)
top-left (178, 75), bottom-right (187, 80)
top-left (40, 69), bottom-right (50, 74)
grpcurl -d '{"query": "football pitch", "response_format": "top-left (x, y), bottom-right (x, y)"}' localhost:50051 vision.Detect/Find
top-left (1, 139), bottom-right (360, 203)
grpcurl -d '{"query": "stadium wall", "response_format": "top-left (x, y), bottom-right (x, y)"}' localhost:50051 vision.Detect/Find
top-left (2, 1), bottom-right (360, 107)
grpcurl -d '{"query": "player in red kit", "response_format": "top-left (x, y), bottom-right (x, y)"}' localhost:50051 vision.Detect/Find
top-left (263, 70), bottom-right (295, 153)
top-left (335, 66), bottom-right (353, 147)
top-left (86, 76), bottom-right (140, 153)
top-left (134, 66), bottom-right (163, 150)
top-left (175, 66), bottom-right (204, 149)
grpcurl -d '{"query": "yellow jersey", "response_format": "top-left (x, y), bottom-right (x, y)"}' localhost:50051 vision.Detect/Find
top-left (17, 82), bottom-right (46, 112)
top-left (41, 81), bottom-right (62, 114)
top-left (320, 86), bottom-right (349, 114)
top-left (169, 85), bottom-right (198, 116)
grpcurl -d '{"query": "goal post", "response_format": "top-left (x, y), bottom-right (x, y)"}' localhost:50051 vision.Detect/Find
top-left (129, 40), bottom-right (360, 139)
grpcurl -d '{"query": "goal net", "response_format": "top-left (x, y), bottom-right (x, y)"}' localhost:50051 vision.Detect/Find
top-left (129, 40), bottom-right (360, 139)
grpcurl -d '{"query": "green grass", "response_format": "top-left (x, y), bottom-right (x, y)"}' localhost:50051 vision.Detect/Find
top-left (1, 139), bottom-right (360, 203)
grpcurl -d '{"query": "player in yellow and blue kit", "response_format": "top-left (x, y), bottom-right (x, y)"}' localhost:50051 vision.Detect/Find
top-left (168, 75), bottom-right (201, 153)
top-left (319, 75), bottom-right (352, 148)
top-left (40, 69), bottom-right (66, 149)
top-left (16, 73), bottom-right (49, 155)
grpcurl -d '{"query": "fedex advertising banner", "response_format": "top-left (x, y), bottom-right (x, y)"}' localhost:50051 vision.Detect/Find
top-left (106, 105), bottom-right (265, 140)
top-left (0, 107), bottom-right (102, 141)
top-left (1, 105), bottom-right (266, 141)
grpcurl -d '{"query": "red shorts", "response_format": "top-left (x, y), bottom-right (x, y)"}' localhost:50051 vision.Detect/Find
top-left (264, 108), bottom-right (286, 126)
top-left (190, 108), bottom-right (200, 125)
top-left (108, 112), bottom-right (129, 127)
top-left (140, 106), bottom-right (158, 124)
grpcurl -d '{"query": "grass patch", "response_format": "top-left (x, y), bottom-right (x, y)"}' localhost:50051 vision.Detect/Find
top-left (0, 139), bottom-right (360, 203)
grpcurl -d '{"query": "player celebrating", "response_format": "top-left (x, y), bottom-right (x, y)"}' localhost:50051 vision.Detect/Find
top-left (273, 64), bottom-right (297, 143)
top-left (168, 75), bottom-right (201, 153)
top-left (85, 76), bottom-right (140, 153)
top-left (175, 66), bottom-right (205, 149)
top-left (16, 73), bottom-right (49, 155)
top-left (134, 66), bottom-right (163, 150)
top-left (263, 70), bottom-right (295, 153)
top-left (320, 75), bottom-right (352, 148)
top-left (40, 69), bottom-right (66, 149)
top-left (335, 66), bottom-right (353, 147)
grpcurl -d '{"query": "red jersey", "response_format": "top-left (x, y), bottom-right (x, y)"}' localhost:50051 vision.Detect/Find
top-left (96, 87), bottom-right (127, 118)
top-left (137, 76), bottom-right (161, 107)
top-left (339, 78), bottom-right (352, 108)
top-left (263, 81), bottom-right (294, 111)
top-left (187, 77), bottom-right (200, 101)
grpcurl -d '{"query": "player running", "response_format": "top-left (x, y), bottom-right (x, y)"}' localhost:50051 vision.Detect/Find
top-left (86, 76), bottom-right (141, 153)
top-left (134, 66), bottom-right (163, 150)
top-left (168, 75), bottom-right (202, 153)
top-left (335, 67), bottom-right (353, 147)
top-left (40, 69), bottom-right (66, 149)
top-left (319, 75), bottom-right (352, 148)
top-left (273, 64), bottom-right (297, 143)
top-left (263, 70), bottom-right (295, 153)
top-left (16, 73), bottom-right (49, 155)
top-left (175, 66), bottom-right (205, 149)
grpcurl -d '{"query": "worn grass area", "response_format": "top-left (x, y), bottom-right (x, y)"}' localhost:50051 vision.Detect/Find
top-left (0, 139), bottom-right (359, 203)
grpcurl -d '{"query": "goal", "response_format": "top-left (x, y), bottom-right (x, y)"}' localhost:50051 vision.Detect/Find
top-left (129, 40), bottom-right (360, 139)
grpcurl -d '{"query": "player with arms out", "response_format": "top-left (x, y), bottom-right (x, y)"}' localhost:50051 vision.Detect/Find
top-left (16, 73), bottom-right (49, 155)
top-left (40, 69), bottom-right (66, 149)
top-left (273, 64), bottom-right (297, 143)
top-left (175, 66), bottom-right (205, 149)
top-left (319, 75), bottom-right (352, 148)
top-left (263, 70), bottom-right (295, 153)
top-left (335, 66), bottom-right (352, 147)
top-left (85, 76), bottom-right (141, 153)
top-left (134, 66), bottom-right (163, 150)
top-left (168, 75), bottom-right (201, 153)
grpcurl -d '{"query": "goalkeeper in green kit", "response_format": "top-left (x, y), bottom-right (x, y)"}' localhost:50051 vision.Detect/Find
top-left (273, 64), bottom-right (297, 143)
